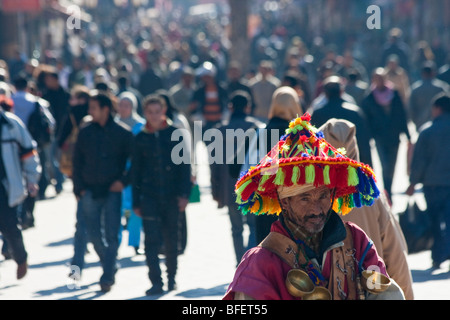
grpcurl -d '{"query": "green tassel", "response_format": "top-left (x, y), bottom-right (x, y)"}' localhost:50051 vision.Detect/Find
top-left (305, 164), bottom-right (315, 184)
top-left (347, 166), bottom-right (359, 186)
top-left (323, 165), bottom-right (330, 185)
top-left (236, 179), bottom-right (252, 202)
top-left (274, 168), bottom-right (286, 185)
top-left (258, 173), bottom-right (271, 191)
top-left (292, 166), bottom-right (300, 185)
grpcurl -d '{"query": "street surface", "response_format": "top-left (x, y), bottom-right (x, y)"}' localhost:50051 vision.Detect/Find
top-left (0, 137), bottom-right (449, 300)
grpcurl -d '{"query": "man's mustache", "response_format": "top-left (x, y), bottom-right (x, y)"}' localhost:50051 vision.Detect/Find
top-left (305, 212), bottom-right (327, 220)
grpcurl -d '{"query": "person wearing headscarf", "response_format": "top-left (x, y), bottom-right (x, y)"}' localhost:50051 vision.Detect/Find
top-left (116, 92), bottom-right (145, 255)
top-left (319, 118), bottom-right (414, 300)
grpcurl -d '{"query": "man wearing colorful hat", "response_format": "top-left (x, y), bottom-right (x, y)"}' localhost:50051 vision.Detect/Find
top-left (223, 113), bottom-right (405, 300)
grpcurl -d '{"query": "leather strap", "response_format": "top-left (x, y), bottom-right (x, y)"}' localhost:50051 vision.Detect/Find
top-left (328, 224), bottom-right (358, 300)
top-left (259, 232), bottom-right (303, 269)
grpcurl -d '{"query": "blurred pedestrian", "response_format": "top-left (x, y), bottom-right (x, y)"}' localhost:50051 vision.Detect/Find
top-left (210, 90), bottom-right (264, 265)
top-left (72, 91), bottom-right (133, 293)
top-left (137, 61), bottom-right (164, 98)
top-left (319, 118), bottom-right (414, 300)
top-left (42, 69), bottom-right (70, 195)
top-left (63, 86), bottom-right (91, 279)
top-left (248, 60), bottom-right (281, 121)
top-left (249, 86), bottom-right (303, 244)
top-left (131, 95), bottom-right (191, 295)
top-left (115, 92), bottom-right (145, 255)
top-left (381, 28), bottom-right (411, 75)
top-left (169, 66), bottom-right (196, 117)
top-left (310, 76), bottom-right (373, 168)
top-left (12, 76), bottom-right (54, 227)
top-left (344, 68), bottom-right (369, 106)
top-left (0, 97), bottom-right (41, 279)
top-left (189, 61), bottom-right (228, 133)
top-left (225, 61), bottom-right (256, 115)
top-left (383, 54), bottom-right (410, 107)
top-left (406, 93), bottom-right (450, 269)
top-left (409, 61), bottom-right (450, 132)
top-left (361, 68), bottom-right (412, 202)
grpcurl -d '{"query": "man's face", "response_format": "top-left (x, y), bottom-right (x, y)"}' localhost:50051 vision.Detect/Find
top-left (88, 99), bottom-right (109, 124)
top-left (143, 102), bottom-right (166, 129)
top-left (280, 186), bottom-right (332, 234)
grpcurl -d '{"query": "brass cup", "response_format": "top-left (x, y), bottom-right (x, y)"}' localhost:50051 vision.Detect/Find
top-left (303, 286), bottom-right (332, 300)
top-left (285, 269), bottom-right (315, 298)
top-left (360, 270), bottom-right (391, 294)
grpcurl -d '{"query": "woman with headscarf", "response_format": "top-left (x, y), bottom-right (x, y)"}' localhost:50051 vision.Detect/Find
top-left (116, 92), bottom-right (145, 255)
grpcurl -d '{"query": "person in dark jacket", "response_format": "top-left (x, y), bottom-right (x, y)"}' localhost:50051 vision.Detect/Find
top-left (310, 76), bottom-right (374, 168)
top-left (132, 95), bottom-right (191, 296)
top-left (57, 85), bottom-right (90, 149)
top-left (42, 69), bottom-right (70, 193)
top-left (406, 93), bottom-right (450, 269)
top-left (72, 90), bottom-right (133, 293)
top-left (244, 86), bottom-right (303, 244)
top-left (210, 90), bottom-right (264, 265)
top-left (361, 68), bottom-right (412, 202)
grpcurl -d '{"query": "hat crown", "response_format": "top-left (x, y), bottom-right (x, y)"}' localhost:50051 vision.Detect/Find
top-left (235, 113), bottom-right (380, 216)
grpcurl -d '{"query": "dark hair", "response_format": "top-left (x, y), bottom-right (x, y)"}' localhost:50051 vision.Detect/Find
top-left (323, 79), bottom-right (342, 100)
top-left (13, 76), bottom-right (28, 91)
top-left (90, 90), bottom-right (113, 110)
top-left (45, 70), bottom-right (59, 80)
top-left (95, 81), bottom-right (109, 92)
top-left (71, 85), bottom-right (90, 101)
top-left (229, 90), bottom-right (251, 113)
top-left (421, 61), bottom-right (436, 77)
top-left (432, 93), bottom-right (450, 113)
top-left (142, 94), bottom-right (167, 112)
top-left (155, 89), bottom-right (176, 120)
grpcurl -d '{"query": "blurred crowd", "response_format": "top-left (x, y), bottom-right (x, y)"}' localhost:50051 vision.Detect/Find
top-left (0, 1), bottom-right (449, 296)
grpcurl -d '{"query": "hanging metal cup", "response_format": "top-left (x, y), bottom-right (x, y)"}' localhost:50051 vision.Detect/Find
top-left (286, 269), bottom-right (315, 298)
top-left (286, 269), bottom-right (332, 300)
top-left (360, 270), bottom-right (391, 294)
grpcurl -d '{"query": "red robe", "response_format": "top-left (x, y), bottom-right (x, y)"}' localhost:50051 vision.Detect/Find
top-left (223, 219), bottom-right (387, 300)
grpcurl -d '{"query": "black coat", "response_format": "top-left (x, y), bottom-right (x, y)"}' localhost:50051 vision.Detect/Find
top-left (310, 98), bottom-right (374, 167)
top-left (131, 124), bottom-right (191, 210)
top-left (72, 116), bottom-right (133, 198)
top-left (361, 90), bottom-right (411, 147)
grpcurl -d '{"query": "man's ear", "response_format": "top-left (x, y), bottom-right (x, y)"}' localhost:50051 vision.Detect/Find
top-left (279, 197), bottom-right (289, 211)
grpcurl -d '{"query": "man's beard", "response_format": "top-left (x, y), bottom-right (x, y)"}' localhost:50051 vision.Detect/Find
top-left (285, 204), bottom-right (329, 235)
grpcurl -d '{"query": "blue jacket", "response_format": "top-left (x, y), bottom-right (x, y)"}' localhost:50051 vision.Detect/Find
top-left (0, 111), bottom-right (41, 207)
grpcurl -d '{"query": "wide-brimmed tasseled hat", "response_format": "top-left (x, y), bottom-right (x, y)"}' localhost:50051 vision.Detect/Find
top-left (235, 113), bottom-right (380, 216)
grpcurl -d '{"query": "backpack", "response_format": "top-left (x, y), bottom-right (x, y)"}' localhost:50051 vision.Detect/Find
top-left (58, 114), bottom-right (78, 178)
top-left (27, 101), bottom-right (55, 148)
